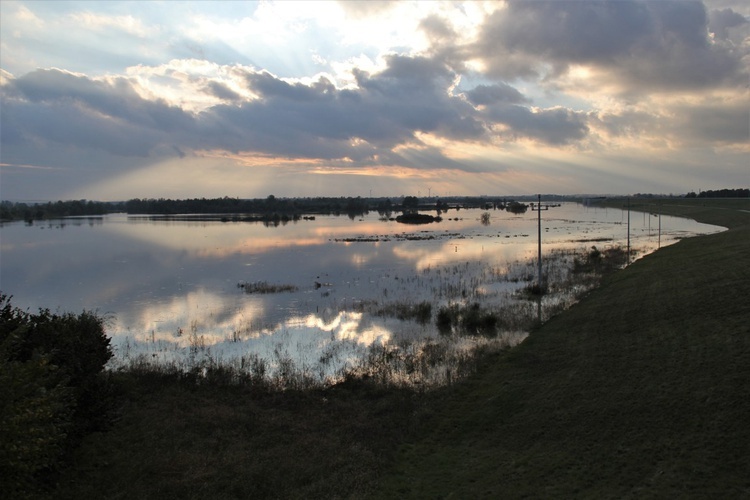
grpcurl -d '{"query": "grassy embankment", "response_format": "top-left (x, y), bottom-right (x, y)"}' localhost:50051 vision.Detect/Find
top-left (374, 197), bottom-right (750, 498)
top-left (53, 198), bottom-right (749, 498)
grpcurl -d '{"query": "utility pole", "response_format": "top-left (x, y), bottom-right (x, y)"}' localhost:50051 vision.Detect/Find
top-left (531, 194), bottom-right (551, 289)
top-left (538, 194), bottom-right (542, 287)
top-left (627, 197), bottom-right (631, 264)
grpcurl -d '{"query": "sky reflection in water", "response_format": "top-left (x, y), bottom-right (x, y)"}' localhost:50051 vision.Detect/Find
top-left (0, 203), bottom-right (722, 377)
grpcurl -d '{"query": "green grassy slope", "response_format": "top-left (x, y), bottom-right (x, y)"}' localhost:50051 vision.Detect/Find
top-left (376, 199), bottom-right (750, 498)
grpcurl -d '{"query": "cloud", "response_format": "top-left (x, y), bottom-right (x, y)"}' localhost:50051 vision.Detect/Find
top-left (203, 81), bottom-right (242, 102)
top-left (708, 7), bottom-right (749, 39)
top-left (669, 97), bottom-right (750, 145)
top-left (195, 55), bottom-right (491, 163)
top-left (464, 83), bottom-right (529, 106)
top-left (485, 105), bottom-right (590, 146)
top-left (473, 1), bottom-right (747, 91)
top-left (2, 69), bottom-right (195, 156)
top-left (68, 12), bottom-right (151, 38)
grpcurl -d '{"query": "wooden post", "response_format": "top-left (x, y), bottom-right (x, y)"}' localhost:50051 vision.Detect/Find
top-left (627, 197), bottom-right (631, 263)
top-left (537, 194), bottom-right (542, 288)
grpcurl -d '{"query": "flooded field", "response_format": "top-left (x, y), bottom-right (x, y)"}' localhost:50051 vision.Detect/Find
top-left (0, 202), bottom-right (722, 386)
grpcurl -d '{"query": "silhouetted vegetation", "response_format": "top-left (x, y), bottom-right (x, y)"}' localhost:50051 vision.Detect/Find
top-left (572, 245), bottom-right (630, 274)
top-left (437, 303), bottom-right (500, 337)
top-left (395, 213), bottom-right (442, 224)
top-left (0, 199), bottom-right (113, 221)
top-left (505, 200), bottom-right (529, 214)
top-left (238, 281), bottom-right (298, 294)
top-left (375, 301), bottom-right (432, 324)
top-left (1, 195), bottom-right (566, 222)
top-left (122, 196), bottom-right (374, 218)
top-left (0, 294), bottom-right (114, 497)
top-left (685, 188), bottom-right (749, 198)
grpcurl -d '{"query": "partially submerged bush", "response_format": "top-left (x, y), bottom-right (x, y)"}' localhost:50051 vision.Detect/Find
top-left (436, 303), bottom-right (501, 337)
top-left (573, 245), bottom-right (629, 274)
top-left (376, 301), bottom-right (432, 324)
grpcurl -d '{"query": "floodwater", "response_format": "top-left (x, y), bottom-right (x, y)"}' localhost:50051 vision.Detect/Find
top-left (0, 203), bottom-right (722, 383)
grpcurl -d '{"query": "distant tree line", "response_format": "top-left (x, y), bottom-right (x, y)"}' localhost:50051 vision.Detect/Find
top-left (2, 194), bottom-right (570, 222)
top-left (122, 196), bottom-right (374, 218)
top-left (685, 188), bottom-right (749, 198)
top-left (0, 196), bottom-right (375, 221)
top-left (0, 199), bottom-right (113, 221)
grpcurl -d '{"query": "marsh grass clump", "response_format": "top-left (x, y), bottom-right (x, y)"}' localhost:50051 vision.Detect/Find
top-left (376, 301), bottom-right (432, 324)
top-left (238, 281), bottom-right (298, 294)
top-left (461, 303), bottom-right (498, 336)
top-left (345, 336), bottom-right (520, 388)
top-left (436, 303), bottom-right (508, 337)
top-left (523, 283), bottom-right (547, 297)
top-left (111, 326), bottom-right (525, 394)
top-left (573, 245), bottom-right (629, 274)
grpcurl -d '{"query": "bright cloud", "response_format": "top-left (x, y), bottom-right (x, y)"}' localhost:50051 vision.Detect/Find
top-left (0, 0), bottom-right (748, 201)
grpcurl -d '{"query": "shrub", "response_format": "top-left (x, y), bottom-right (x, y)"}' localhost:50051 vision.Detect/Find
top-left (0, 294), bottom-right (114, 495)
top-left (460, 303), bottom-right (498, 337)
top-left (436, 305), bottom-right (458, 335)
top-left (437, 303), bottom-right (498, 337)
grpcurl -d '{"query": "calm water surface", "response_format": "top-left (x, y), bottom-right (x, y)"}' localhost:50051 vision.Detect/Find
top-left (0, 203), bottom-right (722, 379)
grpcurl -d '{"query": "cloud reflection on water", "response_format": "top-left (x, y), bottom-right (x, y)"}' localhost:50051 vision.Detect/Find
top-left (1, 204), bottom-right (724, 382)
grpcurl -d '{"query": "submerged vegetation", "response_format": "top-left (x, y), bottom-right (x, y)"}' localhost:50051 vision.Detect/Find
top-left (238, 281), bottom-right (299, 294)
top-left (110, 244), bottom-right (628, 391)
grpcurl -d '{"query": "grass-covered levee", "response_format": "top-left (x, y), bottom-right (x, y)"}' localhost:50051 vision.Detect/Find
top-left (376, 198), bottom-right (750, 498)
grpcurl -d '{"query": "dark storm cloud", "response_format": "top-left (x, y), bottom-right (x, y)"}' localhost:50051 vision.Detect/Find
top-left (1, 69), bottom-right (194, 160)
top-left (200, 55), bottom-right (490, 163)
top-left (2, 98), bottom-right (158, 157)
top-left (1, 55), bottom-right (592, 171)
top-left (474, 1), bottom-right (746, 90)
top-left (10, 69), bottom-right (191, 132)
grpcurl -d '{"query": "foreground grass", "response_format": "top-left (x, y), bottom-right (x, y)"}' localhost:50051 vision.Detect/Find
top-left (375, 198), bottom-right (750, 497)
top-left (55, 371), bottom-right (427, 499)
top-left (53, 198), bottom-right (749, 498)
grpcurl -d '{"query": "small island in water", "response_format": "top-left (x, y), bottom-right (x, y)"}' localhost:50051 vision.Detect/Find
top-left (395, 212), bottom-right (443, 224)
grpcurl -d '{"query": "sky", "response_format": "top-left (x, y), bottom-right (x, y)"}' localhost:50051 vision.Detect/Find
top-left (0, 1), bottom-right (748, 201)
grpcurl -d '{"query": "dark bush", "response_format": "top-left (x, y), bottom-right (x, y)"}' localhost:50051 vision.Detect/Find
top-left (0, 293), bottom-right (114, 495)
top-left (413, 302), bottom-right (432, 325)
top-left (437, 303), bottom-right (498, 337)
top-left (437, 305), bottom-right (457, 335)
top-left (460, 303), bottom-right (498, 337)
